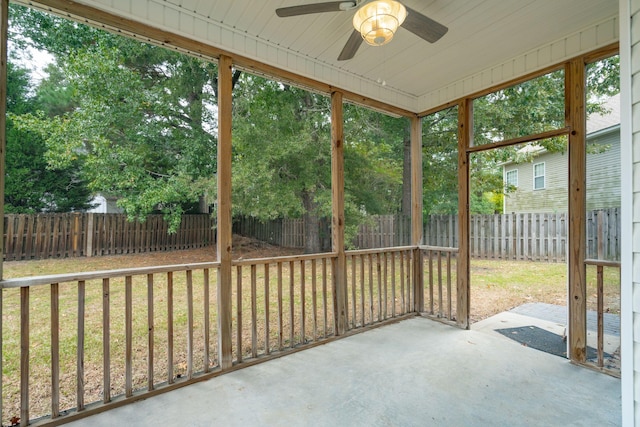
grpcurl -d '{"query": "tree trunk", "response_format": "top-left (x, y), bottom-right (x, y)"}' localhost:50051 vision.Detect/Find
top-left (401, 123), bottom-right (412, 216)
top-left (302, 190), bottom-right (321, 254)
top-left (198, 194), bottom-right (209, 214)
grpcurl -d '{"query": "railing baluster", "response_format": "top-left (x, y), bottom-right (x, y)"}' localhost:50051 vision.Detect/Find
top-left (277, 262), bottom-right (283, 350)
top-left (322, 258), bottom-right (328, 338)
top-left (264, 264), bottom-right (270, 355)
top-left (236, 265), bottom-right (243, 362)
top-left (597, 264), bottom-right (604, 368)
top-left (186, 270), bottom-right (194, 379)
top-left (203, 268), bottom-right (210, 371)
top-left (0, 286), bottom-right (2, 424)
top-left (438, 252), bottom-right (443, 318)
top-left (428, 250), bottom-right (434, 314)
top-left (300, 260), bottom-right (306, 343)
top-left (251, 264), bottom-right (257, 358)
top-left (20, 287), bottom-right (29, 425)
top-left (125, 276), bottom-right (133, 397)
top-left (368, 254), bottom-right (373, 324)
top-left (289, 261), bottom-right (295, 346)
top-left (391, 252), bottom-right (396, 317)
top-left (311, 260), bottom-right (317, 341)
top-left (102, 278), bottom-right (111, 402)
top-left (77, 280), bottom-right (85, 411)
top-left (359, 255), bottom-right (365, 325)
top-left (406, 251), bottom-right (413, 311)
top-left (51, 283), bottom-right (60, 418)
top-left (399, 252), bottom-right (405, 314)
top-left (383, 253), bottom-right (388, 320)
top-left (167, 272), bottom-right (174, 384)
top-left (147, 274), bottom-right (154, 391)
top-left (447, 252), bottom-right (452, 320)
top-left (376, 253), bottom-right (382, 321)
top-left (350, 255), bottom-right (356, 328)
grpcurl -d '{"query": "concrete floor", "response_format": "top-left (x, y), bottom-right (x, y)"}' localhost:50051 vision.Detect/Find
top-left (67, 316), bottom-right (621, 427)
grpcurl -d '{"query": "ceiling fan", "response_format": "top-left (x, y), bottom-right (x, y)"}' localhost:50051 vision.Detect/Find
top-left (276, 0), bottom-right (448, 61)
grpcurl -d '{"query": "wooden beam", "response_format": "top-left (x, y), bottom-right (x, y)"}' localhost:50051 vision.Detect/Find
top-left (410, 116), bottom-right (424, 312)
top-left (331, 91), bottom-right (347, 335)
top-left (566, 58), bottom-right (587, 363)
top-left (466, 127), bottom-right (571, 154)
top-left (0, 1), bottom-right (8, 421)
top-left (217, 55), bottom-right (233, 369)
top-left (0, 0), bottom-right (7, 280)
top-left (456, 100), bottom-right (471, 329)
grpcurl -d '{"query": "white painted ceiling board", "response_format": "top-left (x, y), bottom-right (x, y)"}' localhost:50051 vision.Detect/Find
top-left (20, 0), bottom-right (619, 112)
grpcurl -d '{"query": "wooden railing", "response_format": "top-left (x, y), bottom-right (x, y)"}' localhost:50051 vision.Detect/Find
top-left (584, 259), bottom-right (621, 376)
top-left (346, 247), bottom-right (416, 328)
top-left (420, 246), bottom-right (458, 323)
top-left (1, 262), bottom-right (220, 426)
top-left (1, 246), bottom-right (433, 426)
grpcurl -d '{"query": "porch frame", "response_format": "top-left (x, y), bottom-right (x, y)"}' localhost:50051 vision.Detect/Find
top-left (0, 1), bottom-right (622, 424)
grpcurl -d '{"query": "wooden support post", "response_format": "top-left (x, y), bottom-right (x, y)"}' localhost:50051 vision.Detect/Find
top-left (457, 100), bottom-right (471, 329)
top-left (331, 91), bottom-right (347, 335)
top-left (410, 116), bottom-right (424, 312)
top-left (217, 55), bottom-right (233, 369)
top-left (0, 1), bottom-right (8, 421)
top-left (566, 58), bottom-right (587, 362)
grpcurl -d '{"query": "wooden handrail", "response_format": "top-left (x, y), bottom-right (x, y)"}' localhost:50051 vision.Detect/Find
top-left (584, 259), bottom-right (621, 267)
top-left (0, 261), bottom-right (221, 288)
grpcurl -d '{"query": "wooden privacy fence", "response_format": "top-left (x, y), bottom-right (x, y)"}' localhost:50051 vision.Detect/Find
top-left (235, 208), bottom-right (621, 262)
top-left (3, 213), bottom-right (216, 261)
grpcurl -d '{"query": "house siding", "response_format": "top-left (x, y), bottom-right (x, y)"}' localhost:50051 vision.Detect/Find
top-left (625, 0), bottom-right (639, 424)
top-left (503, 128), bottom-right (621, 213)
top-left (587, 128), bottom-right (622, 209)
top-left (503, 151), bottom-right (568, 213)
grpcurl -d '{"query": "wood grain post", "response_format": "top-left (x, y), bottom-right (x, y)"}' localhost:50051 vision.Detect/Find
top-left (0, 1), bottom-right (8, 421)
top-left (566, 58), bottom-right (587, 363)
top-left (410, 116), bottom-right (424, 312)
top-left (0, 0), bottom-right (6, 279)
top-left (217, 55), bottom-right (234, 369)
top-left (331, 91), bottom-right (347, 335)
top-left (457, 99), bottom-right (471, 329)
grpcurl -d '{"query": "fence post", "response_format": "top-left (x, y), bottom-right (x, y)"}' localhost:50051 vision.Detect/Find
top-left (86, 213), bottom-right (94, 257)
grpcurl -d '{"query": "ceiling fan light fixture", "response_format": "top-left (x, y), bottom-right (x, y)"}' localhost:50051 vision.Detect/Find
top-left (352, 0), bottom-right (407, 46)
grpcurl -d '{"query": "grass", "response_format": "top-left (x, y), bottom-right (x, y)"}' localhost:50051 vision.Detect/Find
top-left (0, 247), bottom-right (621, 425)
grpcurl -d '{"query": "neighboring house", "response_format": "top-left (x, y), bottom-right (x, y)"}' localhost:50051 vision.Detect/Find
top-left (87, 194), bottom-right (124, 213)
top-left (502, 94), bottom-right (620, 213)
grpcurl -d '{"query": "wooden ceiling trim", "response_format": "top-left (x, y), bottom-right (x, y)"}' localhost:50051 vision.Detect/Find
top-left (417, 43), bottom-right (619, 118)
top-left (417, 16), bottom-right (619, 113)
top-left (17, 0), bottom-right (415, 117)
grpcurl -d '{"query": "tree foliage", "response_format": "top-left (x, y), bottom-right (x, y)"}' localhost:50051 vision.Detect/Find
top-left (10, 4), bottom-right (219, 228)
top-left (5, 58), bottom-right (93, 213)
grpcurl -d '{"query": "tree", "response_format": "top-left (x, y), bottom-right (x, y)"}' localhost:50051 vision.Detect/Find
top-left (10, 5), bottom-right (223, 229)
top-left (232, 76), bottom-right (403, 252)
top-left (5, 57), bottom-right (93, 213)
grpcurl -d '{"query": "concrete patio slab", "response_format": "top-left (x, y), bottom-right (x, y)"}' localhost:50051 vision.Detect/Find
top-left (67, 317), bottom-right (621, 427)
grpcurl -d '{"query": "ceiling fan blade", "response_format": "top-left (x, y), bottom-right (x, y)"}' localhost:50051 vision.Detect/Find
top-left (402, 6), bottom-right (448, 43)
top-left (338, 29), bottom-right (364, 61)
top-left (276, 1), bottom-right (356, 17)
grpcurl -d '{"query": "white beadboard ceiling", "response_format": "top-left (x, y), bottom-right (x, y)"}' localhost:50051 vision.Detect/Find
top-left (20, 0), bottom-right (619, 114)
